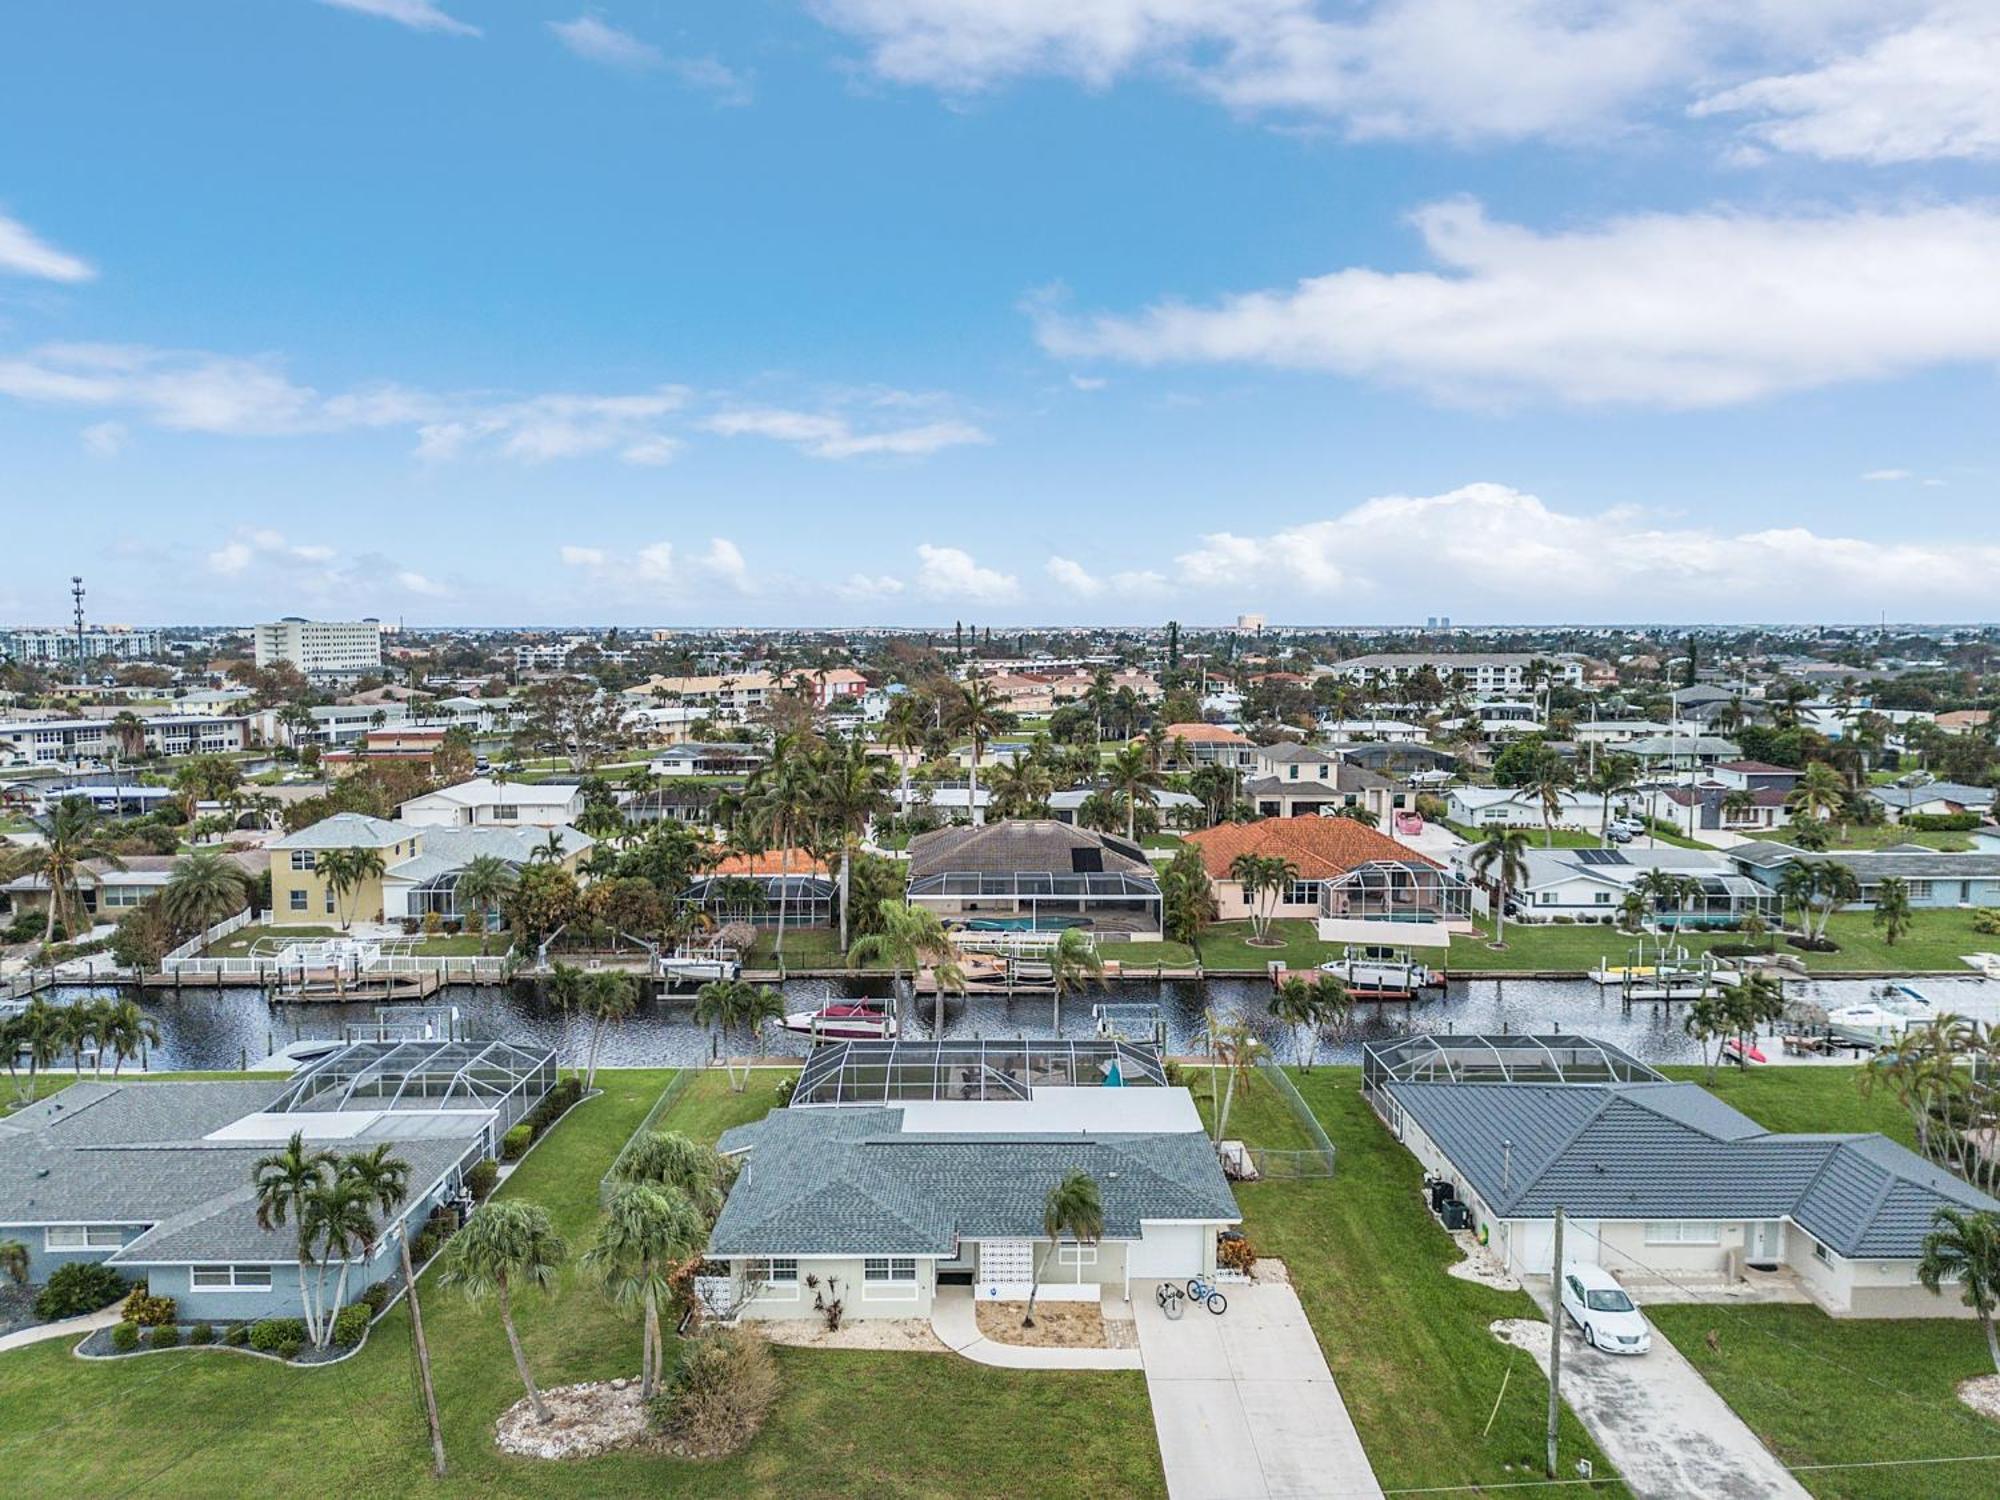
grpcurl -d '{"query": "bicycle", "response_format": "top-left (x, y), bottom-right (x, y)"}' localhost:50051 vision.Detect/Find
top-left (1155, 1282), bottom-right (1186, 1320)
top-left (1185, 1274), bottom-right (1228, 1315)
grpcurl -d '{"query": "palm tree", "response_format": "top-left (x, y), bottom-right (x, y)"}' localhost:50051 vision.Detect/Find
top-left (530, 829), bottom-right (568, 864)
top-left (610, 1131), bottom-right (729, 1224)
top-left (879, 696), bottom-right (928, 831)
top-left (1269, 973), bottom-right (1346, 1071)
top-left (1586, 755), bottom-right (1638, 847)
top-left (1204, 1012), bottom-right (1263, 1142)
top-left (1917, 1208), bottom-right (2000, 1375)
top-left (1873, 875), bottom-right (1913, 948)
top-left (95, 998), bottom-right (160, 1076)
top-left (579, 970), bottom-right (638, 1091)
top-left (951, 680), bottom-right (1007, 827)
top-left (108, 709), bottom-right (147, 762)
top-left (848, 898), bottom-right (964, 1035)
top-left (1720, 788), bottom-right (1757, 830)
top-left (1718, 970), bottom-right (1786, 1068)
top-left (31, 796), bottom-right (125, 943)
top-left (252, 1131), bottom-right (337, 1342)
top-left (986, 758), bottom-right (1055, 821)
top-left (1682, 995), bottom-right (1730, 1083)
top-left (692, 978), bottom-right (787, 1091)
top-left (741, 734), bottom-right (817, 960)
top-left (1048, 926), bottom-right (1106, 1031)
top-left (439, 1199), bottom-right (569, 1423)
top-left (160, 849), bottom-right (251, 937)
top-left (1228, 853), bottom-right (1297, 945)
top-left (58, 1001), bottom-right (100, 1076)
top-left (1525, 760), bottom-right (1573, 847)
top-left (814, 740), bottom-right (894, 950)
top-left (304, 1170), bottom-right (379, 1346)
top-left (1789, 761), bottom-right (1848, 838)
top-left (1469, 827), bottom-right (1530, 949)
top-left (584, 1183), bottom-right (705, 1398)
top-left (1105, 742), bottom-right (1164, 841)
top-left (4, 997), bottom-right (64, 1101)
top-left (318, 846), bottom-right (386, 932)
top-left (1023, 1171), bottom-right (1103, 1329)
top-left (454, 854), bottom-right (517, 954)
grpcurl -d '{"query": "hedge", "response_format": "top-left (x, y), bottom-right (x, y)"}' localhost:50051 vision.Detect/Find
top-left (1903, 811), bottom-right (1983, 832)
top-left (35, 1263), bottom-right (127, 1321)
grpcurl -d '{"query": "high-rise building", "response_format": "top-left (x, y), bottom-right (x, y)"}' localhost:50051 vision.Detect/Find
top-left (253, 617), bottom-right (383, 676)
top-left (1235, 613), bottom-right (1266, 633)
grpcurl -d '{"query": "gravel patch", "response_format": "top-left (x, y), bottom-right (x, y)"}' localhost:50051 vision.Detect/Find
top-left (756, 1316), bottom-right (946, 1352)
top-left (976, 1300), bottom-right (1107, 1349)
top-left (1959, 1373), bottom-right (2000, 1423)
top-left (495, 1380), bottom-right (651, 1461)
top-left (0, 1283), bottom-right (40, 1338)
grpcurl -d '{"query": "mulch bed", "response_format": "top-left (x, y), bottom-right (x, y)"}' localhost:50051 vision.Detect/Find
top-left (975, 1300), bottom-right (1107, 1349)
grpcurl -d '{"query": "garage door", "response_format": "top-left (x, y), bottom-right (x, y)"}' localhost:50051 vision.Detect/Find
top-left (1515, 1218), bottom-right (1600, 1275)
top-left (1129, 1223), bottom-right (1204, 1278)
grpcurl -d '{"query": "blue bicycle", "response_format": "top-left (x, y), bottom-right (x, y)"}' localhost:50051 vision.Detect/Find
top-left (1185, 1275), bottom-right (1228, 1315)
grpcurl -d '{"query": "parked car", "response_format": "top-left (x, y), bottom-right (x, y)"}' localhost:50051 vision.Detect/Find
top-left (1559, 1263), bottom-right (1651, 1354)
top-left (1604, 825), bottom-right (1633, 844)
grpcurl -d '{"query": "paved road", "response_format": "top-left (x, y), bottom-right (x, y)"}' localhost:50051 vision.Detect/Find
top-left (1494, 1317), bottom-right (1809, 1500)
top-left (1135, 1281), bottom-right (1383, 1500)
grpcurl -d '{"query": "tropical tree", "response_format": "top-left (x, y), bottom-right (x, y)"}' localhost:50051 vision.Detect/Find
top-left (1525, 759), bottom-right (1573, 847)
top-left (1586, 755), bottom-right (1639, 847)
top-left (318, 846), bottom-right (386, 932)
top-left (1720, 788), bottom-right (1757, 829)
top-left (1917, 1208), bottom-right (2000, 1375)
top-left (1469, 827), bottom-right (1530, 949)
top-left (304, 1169), bottom-right (379, 1347)
top-left (1228, 853), bottom-right (1297, 946)
top-left (1203, 1011), bottom-right (1264, 1142)
top-left (1873, 875), bottom-right (1913, 948)
top-left (530, 829), bottom-right (568, 864)
top-left (438, 1199), bottom-right (569, 1423)
top-left (848, 898), bottom-right (963, 1035)
top-left (579, 970), bottom-right (638, 1091)
top-left (814, 740), bottom-right (895, 950)
top-left (585, 1183), bottom-right (705, 1399)
top-left (611, 1131), bottom-right (729, 1224)
top-left (95, 998), bottom-right (160, 1077)
top-left (454, 854), bottom-right (518, 954)
top-left (160, 849), bottom-right (252, 936)
top-left (1269, 973), bottom-right (1347, 1071)
top-left (29, 796), bottom-right (125, 944)
top-left (1718, 970), bottom-right (1786, 1068)
top-left (1682, 994), bottom-right (1730, 1084)
top-left (740, 734), bottom-right (817, 959)
top-left (986, 758), bottom-right (1055, 821)
top-left (252, 1131), bottom-right (337, 1342)
top-left (878, 695), bottom-right (928, 830)
top-left (1048, 926), bottom-right (1106, 1031)
top-left (692, 978), bottom-right (787, 1091)
top-left (1105, 742), bottom-right (1164, 842)
top-left (1160, 844), bottom-right (1219, 950)
top-left (951, 679), bottom-right (1007, 827)
top-left (3, 998), bottom-right (65, 1101)
top-left (1788, 761), bottom-right (1849, 837)
top-left (1022, 1171), bottom-right (1103, 1329)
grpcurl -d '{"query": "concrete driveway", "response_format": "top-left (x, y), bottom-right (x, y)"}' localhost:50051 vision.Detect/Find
top-left (1493, 1318), bottom-right (1808, 1500)
top-left (1135, 1281), bottom-right (1382, 1500)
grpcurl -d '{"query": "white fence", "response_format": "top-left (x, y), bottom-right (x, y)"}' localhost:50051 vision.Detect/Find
top-left (158, 910), bottom-right (510, 984)
top-left (158, 907), bottom-right (262, 968)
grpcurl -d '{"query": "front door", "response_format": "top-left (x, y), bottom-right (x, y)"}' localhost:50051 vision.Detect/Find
top-left (1748, 1221), bottom-right (1783, 1264)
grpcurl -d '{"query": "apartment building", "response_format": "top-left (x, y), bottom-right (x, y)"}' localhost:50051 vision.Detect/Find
top-left (253, 617), bottom-right (383, 676)
top-left (1, 627), bottom-right (166, 664)
top-left (1324, 652), bottom-right (1586, 697)
top-left (0, 714), bottom-right (249, 768)
top-left (622, 668), bottom-right (867, 720)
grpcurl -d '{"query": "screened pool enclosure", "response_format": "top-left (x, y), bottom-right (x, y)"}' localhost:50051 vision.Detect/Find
top-left (792, 1038), bottom-right (1168, 1105)
top-left (266, 1038), bottom-right (558, 1135)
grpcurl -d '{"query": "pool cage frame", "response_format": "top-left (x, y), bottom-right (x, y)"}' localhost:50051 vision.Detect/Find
top-left (266, 1038), bottom-right (558, 1136)
top-left (1362, 1033), bottom-right (1662, 1110)
top-left (791, 1038), bottom-right (1168, 1106)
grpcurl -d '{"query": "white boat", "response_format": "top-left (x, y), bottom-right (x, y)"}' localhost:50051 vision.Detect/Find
top-left (781, 1002), bottom-right (898, 1041)
top-left (1317, 946), bottom-right (1438, 1000)
top-left (1826, 984), bottom-right (1934, 1047)
top-left (658, 952), bottom-right (740, 984)
top-left (1961, 952), bottom-right (2000, 979)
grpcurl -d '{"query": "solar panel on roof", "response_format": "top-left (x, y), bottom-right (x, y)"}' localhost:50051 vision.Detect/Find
top-left (1575, 848), bottom-right (1628, 866)
top-left (1071, 848), bottom-right (1103, 873)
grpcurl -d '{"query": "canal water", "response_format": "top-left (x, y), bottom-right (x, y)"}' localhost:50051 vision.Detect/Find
top-left (37, 971), bottom-right (2000, 1073)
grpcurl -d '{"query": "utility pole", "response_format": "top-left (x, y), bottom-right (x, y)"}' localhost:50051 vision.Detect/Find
top-left (71, 575), bottom-right (87, 683)
top-left (1545, 1206), bottom-right (1565, 1480)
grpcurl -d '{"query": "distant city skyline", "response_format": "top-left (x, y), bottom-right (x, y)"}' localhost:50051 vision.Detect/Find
top-left (2, 3), bottom-right (1995, 625)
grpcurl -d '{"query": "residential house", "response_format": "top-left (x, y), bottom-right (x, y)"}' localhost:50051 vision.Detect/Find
top-left (1867, 781), bottom-right (1995, 824)
top-left (684, 848), bottom-right (832, 928)
top-left (648, 742), bottom-right (767, 778)
top-left (1935, 710), bottom-right (1992, 736)
top-left (1728, 842), bottom-right (2000, 911)
top-left (904, 821), bottom-right (1161, 937)
top-left (1156, 723), bottom-right (1256, 771)
top-left (705, 1039), bottom-right (1238, 1321)
top-left (1047, 787), bottom-right (1202, 828)
top-left (0, 1040), bottom-right (554, 1320)
top-left (1243, 742), bottom-right (1409, 823)
top-left (1319, 718), bottom-right (1426, 744)
top-left (324, 727), bottom-right (451, 777)
top-left (1623, 734), bottom-right (1742, 770)
top-left (1446, 786), bottom-right (1619, 831)
top-left (4, 851), bottom-right (268, 923)
top-left (1366, 1034), bottom-right (2000, 1317)
top-left (1459, 846), bottom-right (1778, 927)
top-left (0, 714), bottom-right (250, 770)
top-left (1182, 815), bottom-right (1470, 949)
top-left (268, 812), bottom-right (590, 925)
top-left (397, 777), bottom-right (587, 829)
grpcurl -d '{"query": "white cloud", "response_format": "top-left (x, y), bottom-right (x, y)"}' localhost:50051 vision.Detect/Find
top-left (80, 420), bottom-right (127, 456)
top-left (1046, 556), bottom-right (1167, 598)
top-left (666, 56), bottom-right (754, 106)
top-left (1694, 6), bottom-right (2000, 163)
top-left (559, 538), bottom-right (753, 594)
top-left (620, 435), bottom-right (683, 466)
top-left (837, 572), bottom-right (907, 600)
top-left (701, 537), bottom-right (753, 592)
top-left (1068, 374), bottom-right (1108, 391)
top-left (1861, 468), bottom-right (1912, 481)
top-left (0, 212), bottom-right (93, 282)
top-left (550, 15), bottom-right (662, 69)
top-left (560, 545), bottom-right (608, 567)
top-left (809, 1), bottom-right (1918, 145)
top-left (397, 570), bottom-right (450, 597)
top-left (316, 0), bottom-right (479, 37)
top-left (207, 541), bottom-right (253, 576)
top-left (704, 405), bottom-right (990, 459)
top-left (417, 388), bottom-right (690, 464)
top-left (914, 543), bottom-right (1018, 602)
top-left (1037, 198), bottom-right (2000, 407)
top-left (1163, 481), bottom-right (2000, 615)
top-left (636, 543), bottom-right (675, 582)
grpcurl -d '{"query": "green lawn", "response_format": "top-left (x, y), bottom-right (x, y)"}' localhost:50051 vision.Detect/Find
top-left (1449, 907), bottom-right (1991, 974)
top-left (0, 1068), bottom-right (1162, 1497)
top-left (202, 924), bottom-right (504, 959)
top-left (1448, 819), bottom-right (1708, 851)
top-left (1655, 1063), bottom-right (1912, 1143)
top-left (1187, 1067), bottom-right (1626, 1494)
top-left (1739, 823), bottom-right (1976, 853)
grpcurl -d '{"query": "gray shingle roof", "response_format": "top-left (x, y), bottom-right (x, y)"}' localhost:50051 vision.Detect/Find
top-left (1869, 782), bottom-right (1994, 811)
top-left (1388, 1080), bottom-right (2000, 1258)
top-left (269, 812), bottom-right (407, 849)
top-left (709, 1106), bottom-right (1239, 1256)
top-left (906, 820), bottom-right (1150, 882)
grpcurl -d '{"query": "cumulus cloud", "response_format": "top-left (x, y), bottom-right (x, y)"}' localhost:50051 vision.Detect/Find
top-left (560, 536), bottom-right (753, 593)
top-left (203, 527), bottom-right (446, 602)
top-left (837, 572), bottom-right (907, 600)
top-left (809, 1), bottom-right (1920, 145)
top-left (0, 212), bottom-right (94, 282)
top-left (704, 405), bottom-right (989, 459)
top-left (397, 570), bottom-right (450, 597)
top-left (700, 537), bottom-right (753, 592)
top-left (1861, 468), bottom-right (1912, 481)
top-left (316, 0), bottom-right (479, 37)
top-left (1046, 556), bottom-right (1167, 598)
top-left (1164, 482), bottom-right (2000, 616)
top-left (1036, 198), bottom-right (2000, 407)
top-left (1694, 5), bottom-right (2000, 163)
top-left (560, 545), bottom-right (608, 567)
top-left (414, 388), bottom-right (690, 464)
top-left (550, 15), bottom-right (662, 69)
top-left (914, 543), bottom-right (1018, 602)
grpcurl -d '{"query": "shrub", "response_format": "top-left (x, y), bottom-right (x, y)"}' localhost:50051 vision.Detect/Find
top-left (249, 1318), bottom-right (306, 1358)
top-left (651, 1329), bottom-right (781, 1459)
top-left (501, 1123), bottom-right (533, 1161)
top-left (1905, 811), bottom-right (1982, 832)
top-left (413, 1227), bottom-right (440, 1264)
top-left (1216, 1235), bottom-right (1257, 1274)
top-left (223, 1323), bottom-right (251, 1347)
top-left (109, 1321), bottom-right (142, 1354)
top-left (1971, 908), bottom-right (2000, 936)
top-left (151, 1323), bottom-right (181, 1349)
top-left (360, 1281), bottom-right (393, 1315)
top-left (465, 1158), bottom-right (499, 1202)
top-left (35, 1262), bottom-right (128, 1321)
top-left (332, 1303), bottom-right (371, 1347)
top-left (188, 1322), bottom-right (215, 1346)
top-left (126, 1289), bottom-right (178, 1327)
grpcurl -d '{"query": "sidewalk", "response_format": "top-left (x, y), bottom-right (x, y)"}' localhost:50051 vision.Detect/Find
top-left (0, 1306), bottom-right (125, 1356)
top-left (930, 1285), bottom-right (1142, 1371)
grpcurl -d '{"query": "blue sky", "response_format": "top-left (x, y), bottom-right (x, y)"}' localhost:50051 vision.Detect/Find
top-left (0, 1), bottom-right (1995, 627)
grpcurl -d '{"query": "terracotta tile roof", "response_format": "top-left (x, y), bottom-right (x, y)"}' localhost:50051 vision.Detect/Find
top-left (1159, 722), bottom-right (1251, 743)
top-left (1183, 816), bottom-right (1440, 881)
top-left (710, 847), bottom-right (828, 877)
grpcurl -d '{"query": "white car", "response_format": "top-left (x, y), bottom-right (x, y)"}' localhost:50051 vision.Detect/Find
top-left (1559, 1263), bottom-right (1651, 1355)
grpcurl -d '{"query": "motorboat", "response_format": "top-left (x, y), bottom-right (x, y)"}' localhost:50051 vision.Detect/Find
top-left (1961, 952), bottom-right (2000, 979)
top-left (1721, 1036), bottom-right (1769, 1066)
top-left (658, 952), bottom-right (740, 984)
top-left (781, 1002), bottom-right (897, 1041)
top-left (1826, 984), bottom-right (1934, 1047)
top-left (1318, 946), bottom-right (1438, 1000)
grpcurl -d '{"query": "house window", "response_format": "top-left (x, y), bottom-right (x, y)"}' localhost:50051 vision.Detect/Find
top-left (1644, 1221), bottom-right (1720, 1245)
top-left (1288, 765), bottom-right (1299, 780)
top-left (289, 890), bottom-right (308, 911)
top-left (864, 1257), bottom-right (916, 1283)
top-left (325, 888), bottom-right (336, 914)
top-left (492, 804), bottom-right (518, 820)
top-left (1287, 881), bottom-right (1323, 906)
top-left (1906, 881), bottom-right (1933, 901)
top-left (1810, 1237), bottom-right (1833, 1266)
top-left (1056, 1241), bottom-right (1097, 1268)
top-left (46, 1226), bottom-right (124, 1250)
top-left (289, 850), bottom-right (316, 871)
top-left (191, 1264), bottom-right (273, 1290)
